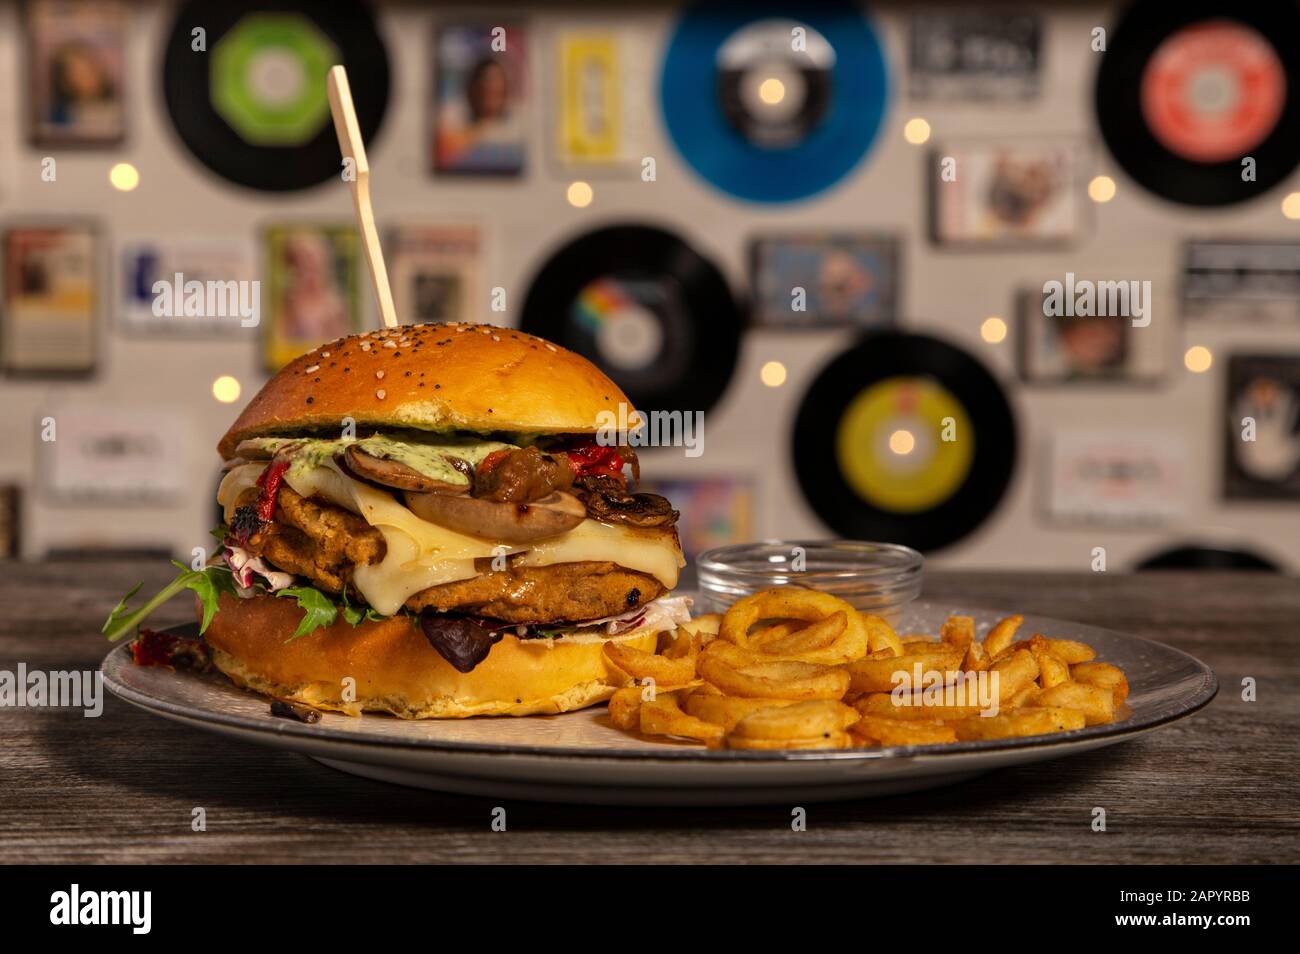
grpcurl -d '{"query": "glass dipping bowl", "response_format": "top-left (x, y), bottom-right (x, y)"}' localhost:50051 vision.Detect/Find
top-left (695, 540), bottom-right (923, 624)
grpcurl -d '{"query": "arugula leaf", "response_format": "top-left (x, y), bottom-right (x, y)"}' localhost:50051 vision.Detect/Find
top-left (340, 586), bottom-right (386, 627)
top-left (277, 586), bottom-right (340, 640)
top-left (102, 563), bottom-right (237, 642)
top-left (209, 525), bottom-right (231, 543)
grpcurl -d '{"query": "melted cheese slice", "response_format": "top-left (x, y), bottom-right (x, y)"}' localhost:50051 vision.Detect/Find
top-left (275, 460), bottom-right (683, 616)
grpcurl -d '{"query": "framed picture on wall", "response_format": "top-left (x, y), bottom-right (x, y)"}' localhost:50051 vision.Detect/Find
top-left (387, 225), bottom-right (480, 325)
top-left (262, 225), bottom-right (363, 372)
top-left (433, 23), bottom-right (528, 176)
top-left (1224, 354), bottom-right (1300, 501)
top-left (1015, 287), bottom-right (1162, 385)
top-left (26, 0), bottom-right (126, 147)
top-left (909, 12), bottom-right (1041, 101)
top-left (119, 237), bottom-right (258, 336)
top-left (1181, 240), bottom-right (1300, 322)
top-left (637, 475), bottom-right (754, 565)
top-left (0, 485), bottom-right (19, 558)
top-left (1, 223), bottom-right (99, 376)
top-left (1042, 430), bottom-right (1188, 527)
top-left (750, 234), bottom-right (899, 328)
top-left (931, 139), bottom-right (1086, 247)
top-left (41, 408), bottom-right (189, 503)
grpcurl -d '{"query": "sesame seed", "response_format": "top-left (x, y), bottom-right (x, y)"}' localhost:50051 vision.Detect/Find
top-left (545, 343), bottom-right (557, 352)
top-left (383, 341), bottom-right (396, 349)
top-left (492, 335), bottom-right (501, 342)
top-left (376, 389), bottom-right (386, 400)
top-left (321, 352), bottom-right (331, 358)
top-left (360, 343), bottom-right (371, 351)
top-left (306, 396), bottom-right (314, 404)
top-left (304, 364), bottom-right (320, 373)
top-left (375, 370), bottom-right (385, 380)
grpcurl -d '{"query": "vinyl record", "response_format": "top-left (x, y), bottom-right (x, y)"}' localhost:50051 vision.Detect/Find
top-left (793, 332), bottom-right (1017, 552)
top-left (162, 0), bottom-right (389, 191)
top-left (1095, 1), bottom-right (1300, 206)
top-left (1136, 544), bottom-right (1280, 572)
top-left (520, 225), bottom-right (741, 416)
top-left (660, 1), bottom-right (887, 203)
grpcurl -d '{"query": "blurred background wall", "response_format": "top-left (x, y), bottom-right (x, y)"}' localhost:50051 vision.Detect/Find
top-left (1, 0), bottom-right (1297, 573)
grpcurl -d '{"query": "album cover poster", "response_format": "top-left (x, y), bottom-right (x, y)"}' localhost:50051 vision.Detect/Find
top-left (1, 224), bottom-right (99, 376)
top-left (262, 225), bottom-right (362, 372)
top-left (1042, 430), bottom-right (1187, 527)
top-left (750, 235), bottom-right (899, 328)
top-left (27, 0), bottom-right (126, 146)
top-left (1181, 240), bottom-right (1300, 322)
top-left (909, 12), bottom-right (1041, 101)
top-left (637, 476), bottom-right (753, 565)
top-left (388, 225), bottom-right (480, 326)
top-left (1224, 354), bottom-right (1300, 500)
top-left (120, 238), bottom-right (258, 336)
top-left (932, 140), bottom-right (1085, 247)
top-left (433, 23), bottom-right (527, 175)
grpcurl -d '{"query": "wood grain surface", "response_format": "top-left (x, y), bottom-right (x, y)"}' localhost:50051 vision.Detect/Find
top-left (1, 560), bottom-right (1295, 864)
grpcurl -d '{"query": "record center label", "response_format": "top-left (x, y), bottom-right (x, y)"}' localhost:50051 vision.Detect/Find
top-left (834, 376), bottom-right (974, 514)
top-left (1140, 19), bottom-right (1284, 163)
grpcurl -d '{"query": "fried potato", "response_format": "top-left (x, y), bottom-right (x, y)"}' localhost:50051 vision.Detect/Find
top-left (952, 706), bottom-right (1087, 741)
top-left (698, 655), bottom-right (851, 700)
top-left (603, 633), bottom-right (698, 686)
top-left (1033, 636), bottom-right (1096, 664)
top-left (861, 613), bottom-right (904, 657)
top-left (607, 686), bottom-right (644, 731)
top-left (757, 612), bottom-right (842, 652)
top-left (983, 614), bottom-right (1024, 657)
top-left (853, 692), bottom-right (987, 722)
top-left (845, 647), bottom-right (964, 694)
top-left (940, 615), bottom-right (975, 651)
top-left (728, 700), bottom-right (860, 740)
top-left (683, 693), bottom-right (799, 732)
top-left (1027, 636), bottom-right (1071, 690)
top-left (719, 587), bottom-right (859, 648)
top-left (990, 648), bottom-right (1040, 703)
top-left (748, 620), bottom-right (810, 648)
top-left (678, 613), bottom-right (722, 641)
top-left (1070, 662), bottom-right (1129, 706)
top-left (851, 714), bottom-right (958, 746)
top-left (963, 640), bottom-right (991, 673)
top-left (1032, 682), bottom-right (1115, 725)
top-left (639, 693), bottom-right (725, 744)
top-left (725, 731), bottom-right (850, 750)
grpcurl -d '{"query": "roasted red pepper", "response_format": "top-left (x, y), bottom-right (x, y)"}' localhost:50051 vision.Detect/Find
top-left (565, 440), bottom-right (627, 484)
top-left (254, 459), bottom-right (289, 523)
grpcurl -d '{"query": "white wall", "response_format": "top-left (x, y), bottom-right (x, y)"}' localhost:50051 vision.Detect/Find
top-left (1, 1), bottom-right (1297, 571)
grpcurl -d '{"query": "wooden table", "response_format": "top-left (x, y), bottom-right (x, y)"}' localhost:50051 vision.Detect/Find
top-left (1, 561), bottom-right (1294, 864)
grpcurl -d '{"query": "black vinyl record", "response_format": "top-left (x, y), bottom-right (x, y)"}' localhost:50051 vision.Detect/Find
top-left (1095, 0), bottom-right (1300, 206)
top-left (1136, 544), bottom-right (1280, 572)
top-left (163, 0), bottom-right (389, 192)
top-left (792, 332), bottom-right (1017, 552)
top-left (520, 225), bottom-right (742, 416)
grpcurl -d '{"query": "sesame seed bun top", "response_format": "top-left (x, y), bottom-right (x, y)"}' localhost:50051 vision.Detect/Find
top-left (217, 323), bottom-right (634, 459)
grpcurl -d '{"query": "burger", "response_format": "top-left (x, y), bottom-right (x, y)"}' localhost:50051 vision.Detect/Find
top-left (104, 322), bottom-right (687, 718)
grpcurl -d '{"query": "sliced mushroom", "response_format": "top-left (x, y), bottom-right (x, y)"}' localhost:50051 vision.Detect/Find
top-left (344, 445), bottom-right (468, 494)
top-left (404, 489), bottom-right (586, 543)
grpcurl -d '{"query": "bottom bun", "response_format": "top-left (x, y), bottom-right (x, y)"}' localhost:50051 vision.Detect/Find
top-left (202, 592), bottom-right (658, 718)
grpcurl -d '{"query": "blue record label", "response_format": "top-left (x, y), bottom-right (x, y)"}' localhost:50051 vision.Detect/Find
top-left (660, 1), bottom-right (888, 203)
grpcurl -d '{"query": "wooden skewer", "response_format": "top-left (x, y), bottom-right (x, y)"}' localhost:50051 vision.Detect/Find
top-left (326, 64), bottom-right (398, 330)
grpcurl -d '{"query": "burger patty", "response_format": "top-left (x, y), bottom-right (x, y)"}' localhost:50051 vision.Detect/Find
top-left (406, 561), bottom-right (663, 623)
top-left (235, 486), bottom-right (665, 622)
